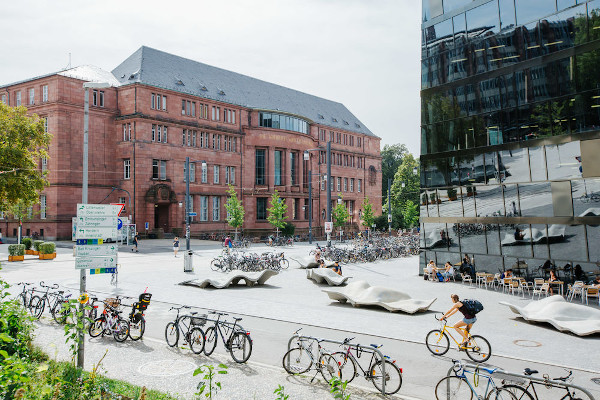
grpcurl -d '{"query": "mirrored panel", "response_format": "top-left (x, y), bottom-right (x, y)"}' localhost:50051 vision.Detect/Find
top-left (519, 182), bottom-right (553, 217)
top-left (427, 189), bottom-right (439, 217)
top-left (461, 186), bottom-right (476, 217)
top-left (438, 187), bottom-right (463, 217)
top-left (531, 224), bottom-right (550, 259)
top-left (446, 223), bottom-right (461, 253)
top-left (587, 225), bottom-right (600, 265)
top-left (474, 185), bottom-right (504, 217)
top-left (420, 190), bottom-right (429, 217)
top-left (500, 224), bottom-right (533, 258)
top-left (483, 152), bottom-right (500, 184)
top-left (549, 224), bottom-right (586, 262)
top-left (546, 142), bottom-right (581, 181)
top-left (423, 222), bottom-right (448, 250)
top-left (516, 0), bottom-right (556, 26)
top-left (474, 254), bottom-right (503, 274)
top-left (459, 154), bottom-right (484, 184)
top-left (519, 258), bottom-right (548, 280)
top-left (499, 148), bottom-right (530, 184)
top-left (420, 223), bottom-right (426, 248)
top-left (486, 224), bottom-right (502, 255)
top-left (503, 184), bottom-right (520, 217)
top-left (455, 223), bottom-right (488, 255)
top-left (529, 146), bottom-right (546, 181)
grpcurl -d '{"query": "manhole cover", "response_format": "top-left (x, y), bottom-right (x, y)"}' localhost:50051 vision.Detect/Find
top-left (592, 378), bottom-right (600, 385)
top-left (138, 359), bottom-right (196, 377)
top-left (513, 339), bottom-right (542, 348)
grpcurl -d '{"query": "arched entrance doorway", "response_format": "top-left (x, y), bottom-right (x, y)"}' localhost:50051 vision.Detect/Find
top-left (145, 184), bottom-right (177, 233)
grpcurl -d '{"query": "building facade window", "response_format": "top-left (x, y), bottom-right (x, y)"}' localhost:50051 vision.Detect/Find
top-left (211, 106), bottom-right (220, 121)
top-left (16, 91), bottom-right (21, 106)
top-left (256, 198), bottom-right (267, 220)
top-left (337, 177), bottom-right (341, 192)
top-left (40, 195), bottom-right (46, 219)
top-left (92, 90), bottom-right (104, 107)
top-left (124, 159), bottom-right (130, 179)
top-left (42, 85), bottom-right (48, 102)
top-left (182, 100), bottom-right (196, 116)
top-left (226, 166), bottom-right (236, 184)
top-left (200, 196), bottom-right (208, 221)
top-left (201, 163), bottom-right (207, 183)
top-left (224, 108), bottom-right (236, 124)
top-left (290, 152), bottom-right (298, 185)
top-left (259, 112), bottom-right (309, 134)
top-left (43, 117), bottom-right (48, 132)
top-left (152, 160), bottom-right (167, 180)
top-left (152, 125), bottom-right (168, 143)
top-left (1, 94), bottom-right (6, 104)
top-left (199, 103), bottom-right (208, 119)
top-left (184, 162), bottom-right (195, 182)
top-left (41, 156), bottom-right (47, 171)
top-left (123, 123), bottom-right (131, 141)
top-left (350, 178), bottom-right (354, 192)
top-left (344, 178), bottom-right (348, 191)
top-left (274, 150), bottom-right (283, 186)
top-left (213, 165), bottom-right (220, 184)
top-left (28, 88), bottom-right (34, 105)
top-left (358, 179), bottom-right (362, 193)
top-left (212, 196), bottom-right (220, 221)
top-left (256, 149), bottom-right (266, 185)
top-left (200, 132), bottom-right (209, 148)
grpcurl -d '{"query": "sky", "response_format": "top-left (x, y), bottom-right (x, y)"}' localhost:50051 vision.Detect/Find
top-left (0, 0), bottom-right (421, 155)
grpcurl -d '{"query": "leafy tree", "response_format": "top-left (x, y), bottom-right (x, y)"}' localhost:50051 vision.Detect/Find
top-left (0, 103), bottom-right (51, 212)
top-left (402, 200), bottom-right (419, 228)
top-left (267, 190), bottom-right (287, 237)
top-left (332, 196), bottom-right (350, 241)
top-left (390, 154), bottom-right (420, 228)
top-left (224, 185), bottom-right (245, 240)
top-left (360, 196), bottom-right (375, 232)
top-left (281, 222), bottom-right (295, 237)
top-left (381, 144), bottom-right (408, 199)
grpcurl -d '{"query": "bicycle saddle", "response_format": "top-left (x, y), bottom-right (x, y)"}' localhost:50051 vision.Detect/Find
top-left (190, 311), bottom-right (198, 315)
top-left (58, 290), bottom-right (64, 294)
top-left (524, 368), bottom-right (538, 376)
top-left (233, 317), bottom-right (242, 321)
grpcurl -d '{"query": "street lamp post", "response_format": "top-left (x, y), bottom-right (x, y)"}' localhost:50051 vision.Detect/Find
top-left (80, 81), bottom-right (111, 369)
top-left (304, 148), bottom-right (329, 245)
top-left (326, 141), bottom-right (332, 247)
top-left (387, 178), bottom-right (392, 237)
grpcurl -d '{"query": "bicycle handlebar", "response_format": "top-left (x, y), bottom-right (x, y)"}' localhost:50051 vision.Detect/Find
top-left (39, 281), bottom-right (59, 289)
top-left (209, 311), bottom-right (227, 316)
top-left (17, 282), bottom-right (33, 286)
top-left (553, 370), bottom-right (573, 382)
top-left (342, 337), bottom-right (355, 345)
top-left (169, 305), bottom-right (190, 311)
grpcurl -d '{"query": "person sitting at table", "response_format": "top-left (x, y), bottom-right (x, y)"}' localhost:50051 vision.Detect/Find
top-left (442, 261), bottom-right (455, 282)
top-left (574, 264), bottom-right (585, 281)
top-left (590, 275), bottom-right (600, 288)
top-left (314, 250), bottom-right (322, 264)
top-left (548, 269), bottom-right (559, 295)
top-left (460, 254), bottom-right (474, 276)
top-left (500, 269), bottom-right (513, 279)
top-left (426, 260), bottom-right (437, 280)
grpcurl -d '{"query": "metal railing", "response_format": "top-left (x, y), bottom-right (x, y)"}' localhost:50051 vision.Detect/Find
top-left (286, 333), bottom-right (388, 395)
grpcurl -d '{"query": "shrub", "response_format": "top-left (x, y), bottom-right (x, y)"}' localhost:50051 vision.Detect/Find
top-left (281, 222), bottom-right (295, 237)
top-left (21, 238), bottom-right (32, 250)
top-left (33, 240), bottom-right (44, 252)
top-left (38, 242), bottom-right (56, 254)
top-left (8, 244), bottom-right (25, 257)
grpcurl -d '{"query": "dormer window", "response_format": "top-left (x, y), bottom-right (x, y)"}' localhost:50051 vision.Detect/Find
top-left (343, 120), bottom-right (349, 125)
top-left (332, 118), bottom-right (338, 123)
top-left (318, 114), bottom-right (324, 119)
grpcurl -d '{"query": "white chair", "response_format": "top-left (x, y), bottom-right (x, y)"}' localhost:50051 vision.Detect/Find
top-left (501, 278), bottom-right (512, 293)
top-left (532, 283), bottom-right (550, 299)
top-left (461, 273), bottom-right (473, 286)
top-left (491, 273), bottom-right (502, 290)
top-left (585, 287), bottom-right (600, 306)
top-left (519, 279), bottom-right (534, 297)
top-left (568, 282), bottom-right (585, 302)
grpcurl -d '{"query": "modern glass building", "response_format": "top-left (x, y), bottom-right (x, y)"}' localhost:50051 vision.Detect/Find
top-left (420, 0), bottom-right (600, 278)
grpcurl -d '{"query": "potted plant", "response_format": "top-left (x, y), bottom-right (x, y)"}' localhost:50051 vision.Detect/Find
top-left (466, 184), bottom-right (477, 197)
top-left (22, 237), bottom-right (35, 255)
top-left (33, 240), bottom-right (44, 255)
top-left (447, 188), bottom-right (457, 201)
top-left (38, 242), bottom-right (57, 260)
top-left (8, 244), bottom-right (25, 262)
top-left (421, 193), bottom-right (428, 205)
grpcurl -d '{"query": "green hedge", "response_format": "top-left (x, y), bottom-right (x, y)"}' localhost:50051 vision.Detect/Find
top-left (33, 240), bottom-right (44, 252)
top-left (39, 242), bottom-right (56, 254)
top-left (21, 237), bottom-right (33, 250)
top-left (8, 244), bottom-right (25, 256)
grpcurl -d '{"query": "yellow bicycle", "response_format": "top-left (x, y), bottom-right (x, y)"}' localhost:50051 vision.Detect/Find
top-left (426, 314), bottom-right (491, 363)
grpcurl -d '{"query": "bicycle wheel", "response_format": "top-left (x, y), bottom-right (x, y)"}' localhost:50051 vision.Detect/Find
top-left (426, 330), bottom-right (450, 356)
top-left (165, 322), bottom-right (179, 347)
top-left (319, 353), bottom-right (342, 383)
top-left (370, 359), bottom-right (402, 395)
top-left (466, 335), bottom-right (492, 363)
top-left (128, 317), bottom-right (146, 341)
top-left (29, 295), bottom-right (45, 319)
top-left (486, 388), bottom-right (520, 400)
top-left (188, 327), bottom-right (206, 354)
top-left (113, 319), bottom-right (130, 342)
top-left (580, 194), bottom-right (590, 203)
top-left (497, 385), bottom-right (533, 400)
top-left (52, 301), bottom-right (69, 324)
top-left (228, 331), bottom-right (252, 363)
top-left (204, 326), bottom-right (218, 356)
top-left (331, 352), bottom-right (357, 383)
top-left (210, 259), bottom-right (221, 271)
top-left (435, 376), bottom-right (473, 400)
top-left (89, 317), bottom-right (105, 338)
top-left (280, 259), bottom-right (290, 269)
top-left (282, 348), bottom-right (313, 375)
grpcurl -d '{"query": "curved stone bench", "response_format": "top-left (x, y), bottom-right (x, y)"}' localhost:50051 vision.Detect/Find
top-left (323, 280), bottom-right (436, 314)
top-left (181, 270), bottom-right (278, 289)
top-left (500, 295), bottom-right (600, 336)
top-left (306, 268), bottom-right (351, 286)
top-left (501, 224), bottom-right (566, 246)
top-left (290, 255), bottom-right (320, 269)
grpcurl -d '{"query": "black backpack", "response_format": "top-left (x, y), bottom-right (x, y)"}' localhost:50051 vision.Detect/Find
top-left (462, 299), bottom-right (484, 315)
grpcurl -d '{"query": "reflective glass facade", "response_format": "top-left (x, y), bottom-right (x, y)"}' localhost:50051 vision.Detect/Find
top-left (421, 0), bottom-right (600, 276)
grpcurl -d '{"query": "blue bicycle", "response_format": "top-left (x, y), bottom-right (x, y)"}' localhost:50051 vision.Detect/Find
top-left (435, 360), bottom-right (517, 399)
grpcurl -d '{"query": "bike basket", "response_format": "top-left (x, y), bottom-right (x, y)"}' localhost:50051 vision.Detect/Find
top-left (191, 315), bottom-right (207, 326)
top-left (105, 297), bottom-right (120, 308)
top-left (137, 293), bottom-right (152, 310)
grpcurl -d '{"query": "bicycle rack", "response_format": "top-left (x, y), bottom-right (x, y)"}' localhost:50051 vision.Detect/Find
top-left (445, 362), bottom-right (596, 400)
top-left (286, 333), bottom-right (390, 395)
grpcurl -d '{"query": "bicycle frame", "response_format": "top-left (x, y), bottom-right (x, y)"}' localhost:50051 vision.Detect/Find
top-left (452, 364), bottom-right (501, 398)
top-left (438, 320), bottom-right (472, 349)
top-left (206, 313), bottom-right (242, 347)
top-left (339, 345), bottom-right (382, 378)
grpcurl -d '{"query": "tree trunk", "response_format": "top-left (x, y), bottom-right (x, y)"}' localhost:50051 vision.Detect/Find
top-left (234, 228), bottom-right (239, 242)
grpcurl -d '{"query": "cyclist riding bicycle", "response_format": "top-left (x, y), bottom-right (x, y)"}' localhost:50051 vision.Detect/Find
top-left (441, 294), bottom-right (477, 349)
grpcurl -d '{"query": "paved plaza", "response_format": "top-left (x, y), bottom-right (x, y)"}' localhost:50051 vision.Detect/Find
top-left (1, 240), bottom-right (600, 399)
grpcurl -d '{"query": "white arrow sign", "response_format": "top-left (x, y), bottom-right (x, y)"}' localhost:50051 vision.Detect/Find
top-left (77, 216), bottom-right (118, 228)
top-left (75, 244), bottom-right (118, 257)
top-left (77, 204), bottom-right (122, 217)
top-left (76, 227), bottom-right (119, 239)
top-left (75, 256), bottom-right (117, 270)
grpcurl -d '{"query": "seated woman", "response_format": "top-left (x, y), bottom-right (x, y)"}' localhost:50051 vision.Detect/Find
top-left (329, 261), bottom-right (342, 276)
top-left (500, 269), bottom-right (513, 279)
top-left (442, 261), bottom-right (455, 282)
top-left (314, 250), bottom-right (322, 264)
top-left (591, 275), bottom-right (600, 287)
top-left (514, 227), bottom-right (525, 241)
top-left (548, 269), bottom-right (559, 295)
top-left (426, 260), bottom-right (437, 280)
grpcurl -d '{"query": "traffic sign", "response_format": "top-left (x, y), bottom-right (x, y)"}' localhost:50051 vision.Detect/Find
top-left (145, 222), bottom-right (149, 230)
top-left (76, 227), bottom-right (119, 240)
top-left (77, 204), bottom-right (123, 217)
top-left (75, 244), bottom-right (118, 257)
top-left (89, 268), bottom-right (116, 275)
top-left (117, 218), bottom-right (123, 230)
top-left (76, 239), bottom-right (103, 245)
top-left (325, 222), bottom-right (333, 234)
top-left (188, 212), bottom-right (197, 216)
top-left (77, 216), bottom-right (118, 227)
top-left (75, 257), bottom-right (117, 270)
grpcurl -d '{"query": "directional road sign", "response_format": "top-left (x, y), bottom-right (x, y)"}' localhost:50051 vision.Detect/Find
top-left (77, 216), bottom-right (118, 227)
top-left (75, 256), bottom-right (117, 270)
top-left (75, 244), bottom-right (118, 257)
top-left (117, 218), bottom-right (123, 230)
top-left (76, 227), bottom-right (119, 240)
top-left (77, 204), bottom-right (122, 217)
top-left (188, 212), bottom-right (197, 216)
top-left (89, 267), bottom-right (117, 275)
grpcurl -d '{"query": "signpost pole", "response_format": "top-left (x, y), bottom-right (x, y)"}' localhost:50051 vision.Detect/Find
top-left (326, 141), bottom-right (332, 247)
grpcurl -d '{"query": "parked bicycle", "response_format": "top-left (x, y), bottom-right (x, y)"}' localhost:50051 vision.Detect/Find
top-left (15, 282), bottom-right (35, 309)
top-left (88, 297), bottom-right (130, 342)
top-left (426, 315), bottom-right (491, 363)
top-left (435, 359), bottom-right (516, 399)
top-left (499, 367), bottom-right (591, 400)
top-left (124, 292), bottom-right (152, 341)
top-left (282, 329), bottom-right (341, 384)
top-left (332, 337), bottom-right (403, 395)
top-left (580, 191), bottom-right (600, 203)
top-left (164, 305), bottom-right (206, 354)
top-left (29, 282), bottom-right (72, 324)
top-left (203, 311), bottom-right (252, 363)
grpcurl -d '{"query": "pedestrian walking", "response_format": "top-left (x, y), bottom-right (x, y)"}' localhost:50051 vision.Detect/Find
top-left (224, 235), bottom-right (232, 254)
top-left (132, 232), bottom-right (139, 252)
top-left (173, 237), bottom-right (180, 257)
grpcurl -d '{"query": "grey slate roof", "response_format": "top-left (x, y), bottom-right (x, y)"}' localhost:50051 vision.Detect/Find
top-left (111, 46), bottom-right (375, 137)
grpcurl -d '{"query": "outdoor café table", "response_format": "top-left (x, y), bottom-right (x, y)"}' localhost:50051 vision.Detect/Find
top-left (545, 280), bottom-right (564, 296)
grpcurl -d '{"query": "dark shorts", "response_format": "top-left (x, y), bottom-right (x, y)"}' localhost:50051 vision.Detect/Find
top-left (463, 317), bottom-right (477, 325)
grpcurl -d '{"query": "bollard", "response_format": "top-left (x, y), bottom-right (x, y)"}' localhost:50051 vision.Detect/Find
top-left (184, 250), bottom-right (194, 272)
